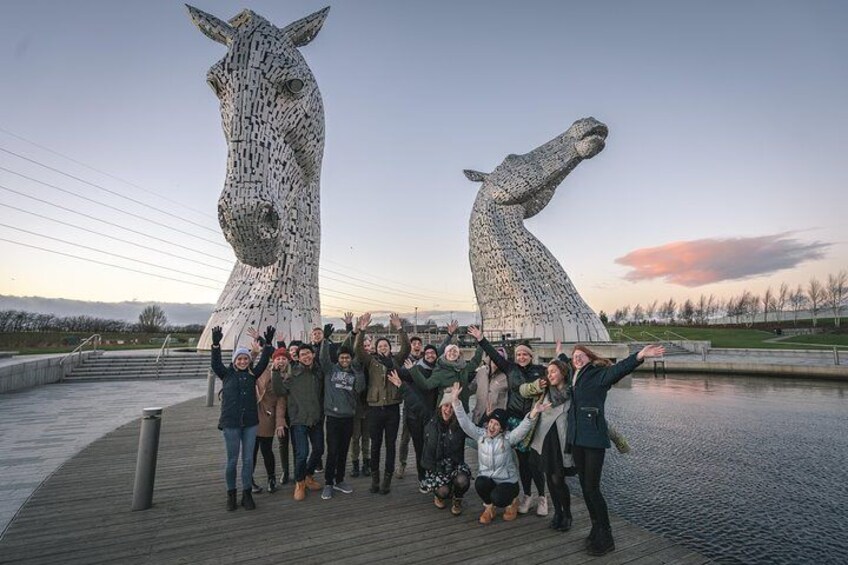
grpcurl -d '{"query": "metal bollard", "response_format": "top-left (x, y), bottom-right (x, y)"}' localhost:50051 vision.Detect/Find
top-left (206, 369), bottom-right (216, 407)
top-left (835, 347), bottom-right (840, 366)
top-left (132, 407), bottom-right (163, 511)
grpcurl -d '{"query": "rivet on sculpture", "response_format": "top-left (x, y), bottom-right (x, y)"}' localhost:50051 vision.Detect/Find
top-left (187, 5), bottom-right (329, 350)
top-left (466, 118), bottom-right (611, 342)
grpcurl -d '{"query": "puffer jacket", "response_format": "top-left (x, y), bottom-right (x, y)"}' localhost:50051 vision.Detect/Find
top-left (212, 344), bottom-right (272, 430)
top-left (478, 338), bottom-right (545, 418)
top-left (421, 413), bottom-right (466, 473)
top-left (409, 347), bottom-right (483, 410)
top-left (453, 398), bottom-right (535, 484)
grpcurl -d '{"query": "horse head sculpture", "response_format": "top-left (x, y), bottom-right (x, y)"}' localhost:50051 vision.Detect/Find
top-left (466, 117), bottom-right (611, 342)
top-left (188, 5), bottom-right (329, 348)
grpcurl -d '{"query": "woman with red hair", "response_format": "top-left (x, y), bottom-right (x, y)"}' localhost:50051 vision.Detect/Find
top-left (568, 343), bottom-right (664, 556)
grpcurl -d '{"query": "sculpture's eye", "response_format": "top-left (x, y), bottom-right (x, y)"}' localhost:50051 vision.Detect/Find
top-left (280, 78), bottom-right (305, 95)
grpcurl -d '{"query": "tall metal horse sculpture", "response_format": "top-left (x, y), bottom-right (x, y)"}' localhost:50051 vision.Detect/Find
top-left (466, 118), bottom-right (611, 342)
top-left (188, 5), bottom-right (329, 349)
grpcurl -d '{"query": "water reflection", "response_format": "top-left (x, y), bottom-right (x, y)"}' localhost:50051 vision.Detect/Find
top-left (593, 374), bottom-right (848, 564)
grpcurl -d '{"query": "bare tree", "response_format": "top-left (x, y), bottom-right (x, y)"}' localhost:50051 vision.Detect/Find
top-left (138, 305), bottom-right (168, 332)
top-left (661, 298), bottom-right (677, 324)
top-left (788, 285), bottom-right (808, 326)
top-left (775, 283), bottom-right (789, 323)
top-left (680, 299), bottom-right (695, 324)
top-left (825, 270), bottom-right (847, 327)
top-left (761, 287), bottom-right (774, 324)
top-left (695, 294), bottom-right (708, 324)
top-left (632, 304), bottom-right (645, 324)
top-left (645, 300), bottom-right (658, 323)
top-left (808, 278), bottom-right (824, 327)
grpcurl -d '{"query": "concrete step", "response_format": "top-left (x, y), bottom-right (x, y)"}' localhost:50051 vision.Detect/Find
top-left (66, 352), bottom-right (210, 382)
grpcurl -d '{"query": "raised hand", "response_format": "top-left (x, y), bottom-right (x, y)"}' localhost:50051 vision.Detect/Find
top-left (555, 340), bottom-right (563, 357)
top-left (537, 377), bottom-right (549, 389)
top-left (342, 312), bottom-right (354, 325)
top-left (450, 381), bottom-right (462, 398)
top-left (323, 323), bottom-right (334, 339)
top-left (403, 358), bottom-right (414, 369)
top-left (246, 327), bottom-right (259, 340)
top-left (530, 400), bottom-right (552, 418)
top-left (250, 338), bottom-right (262, 355)
top-left (446, 320), bottom-right (459, 335)
top-left (467, 325), bottom-right (483, 341)
top-left (387, 369), bottom-right (402, 388)
top-left (357, 313), bottom-right (371, 331)
top-left (389, 312), bottom-right (402, 330)
top-left (637, 344), bottom-right (665, 360)
top-left (211, 326), bottom-right (223, 346)
top-left (263, 326), bottom-right (276, 346)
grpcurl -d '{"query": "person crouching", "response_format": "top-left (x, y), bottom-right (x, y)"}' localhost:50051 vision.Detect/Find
top-left (449, 382), bottom-right (549, 524)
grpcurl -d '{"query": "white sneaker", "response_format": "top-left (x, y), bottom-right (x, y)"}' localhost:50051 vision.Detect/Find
top-left (518, 493), bottom-right (535, 514)
top-left (535, 495), bottom-right (548, 517)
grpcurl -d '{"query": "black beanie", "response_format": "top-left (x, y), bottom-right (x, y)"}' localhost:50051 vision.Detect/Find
top-left (486, 409), bottom-right (509, 431)
top-left (423, 344), bottom-right (438, 355)
top-left (338, 345), bottom-right (353, 357)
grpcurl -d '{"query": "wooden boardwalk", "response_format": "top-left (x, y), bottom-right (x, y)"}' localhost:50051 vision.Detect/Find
top-left (0, 397), bottom-right (710, 564)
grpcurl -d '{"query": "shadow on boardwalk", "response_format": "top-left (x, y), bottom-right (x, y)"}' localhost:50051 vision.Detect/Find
top-left (0, 397), bottom-right (709, 564)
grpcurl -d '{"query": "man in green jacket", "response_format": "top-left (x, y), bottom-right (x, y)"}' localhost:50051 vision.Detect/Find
top-left (273, 345), bottom-right (324, 501)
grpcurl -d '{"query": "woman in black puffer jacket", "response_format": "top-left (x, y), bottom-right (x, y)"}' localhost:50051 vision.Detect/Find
top-left (389, 371), bottom-right (470, 516)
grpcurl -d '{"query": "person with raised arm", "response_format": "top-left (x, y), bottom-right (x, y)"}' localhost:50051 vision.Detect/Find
top-left (272, 340), bottom-right (325, 501)
top-left (388, 370), bottom-right (470, 515)
top-left (353, 312), bottom-right (411, 494)
top-left (407, 324), bottom-right (484, 412)
top-left (210, 325), bottom-right (275, 511)
top-left (449, 381), bottom-right (550, 524)
top-left (567, 343), bottom-right (665, 556)
top-left (318, 331), bottom-right (365, 500)
top-left (469, 325), bottom-right (548, 517)
top-left (519, 353), bottom-right (576, 532)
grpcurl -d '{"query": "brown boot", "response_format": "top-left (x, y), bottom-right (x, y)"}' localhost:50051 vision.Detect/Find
top-left (503, 497), bottom-right (520, 521)
top-left (304, 474), bottom-right (322, 491)
top-left (451, 497), bottom-right (463, 516)
top-left (434, 496), bottom-right (447, 509)
top-left (293, 481), bottom-right (306, 501)
top-left (479, 503), bottom-right (496, 524)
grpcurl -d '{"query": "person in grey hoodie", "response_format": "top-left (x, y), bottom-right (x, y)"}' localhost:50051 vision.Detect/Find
top-left (319, 340), bottom-right (366, 500)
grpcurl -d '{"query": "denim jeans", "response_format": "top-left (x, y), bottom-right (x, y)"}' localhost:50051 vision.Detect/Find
top-left (222, 425), bottom-right (258, 491)
top-left (291, 423), bottom-right (325, 482)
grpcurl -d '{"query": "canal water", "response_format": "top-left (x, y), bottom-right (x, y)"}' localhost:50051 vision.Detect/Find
top-left (594, 374), bottom-right (848, 564)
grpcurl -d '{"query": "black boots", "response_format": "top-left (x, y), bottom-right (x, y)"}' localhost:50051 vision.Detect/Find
top-left (267, 475), bottom-right (278, 493)
top-left (363, 458), bottom-right (372, 477)
top-left (369, 470), bottom-right (381, 494)
top-left (379, 472), bottom-right (392, 495)
top-left (279, 439), bottom-right (290, 485)
top-left (226, 489), bottom-right (237, 511)
top-left (241, 489), bottom-right (256, 510)
top-left (549, 513), bottom-right (572, 532)
top-left (587, 527), bottom-right (615, 556)
top-left (585, 522), bottom-right (599, 548)
top-left (351, 460), bottom-right (360, 478)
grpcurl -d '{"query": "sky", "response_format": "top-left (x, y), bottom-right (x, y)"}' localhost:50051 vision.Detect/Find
top-left (0, 0), bottom-right (846, 319)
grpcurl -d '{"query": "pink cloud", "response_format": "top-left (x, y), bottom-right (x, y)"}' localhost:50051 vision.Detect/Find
top-left (615, 233), bottom-right (830, 287)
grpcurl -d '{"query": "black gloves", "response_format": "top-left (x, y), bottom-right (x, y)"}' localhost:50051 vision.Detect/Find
top-left (323, 323), bottom-right (334, 339)
top-left (211, 326), bottom-right (223, 347)
top-left (263, 325), bottom-right (276, 345)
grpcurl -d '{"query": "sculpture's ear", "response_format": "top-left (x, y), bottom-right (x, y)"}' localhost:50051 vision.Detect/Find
top-left (463, 169), bottom-right (489, 183)
top-left (186, 4), bottom-right (234, 45)
top-left (280, 7), bottom-right (330, 47)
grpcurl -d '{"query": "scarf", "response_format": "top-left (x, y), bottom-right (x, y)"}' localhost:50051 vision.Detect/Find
top-left (374, 353), bottom-right (395, 371)
top-left (547, 382), bottom-right (571, 408)
top-left (437, 354), bottom-right (467, 373)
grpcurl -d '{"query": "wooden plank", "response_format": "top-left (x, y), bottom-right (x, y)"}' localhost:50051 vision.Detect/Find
top-left (0, 397), bottom-right (709, 564)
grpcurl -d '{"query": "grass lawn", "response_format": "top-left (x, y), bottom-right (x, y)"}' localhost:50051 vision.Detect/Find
top-left (0, 332), bottom-right (200, 355)
top-left (609, 325), bottom-right (848, 349)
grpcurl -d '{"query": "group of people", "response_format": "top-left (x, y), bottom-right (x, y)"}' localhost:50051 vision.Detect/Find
top-left (210, 314), bottom-right (663, 557)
